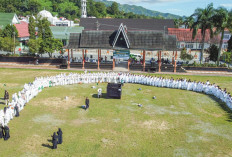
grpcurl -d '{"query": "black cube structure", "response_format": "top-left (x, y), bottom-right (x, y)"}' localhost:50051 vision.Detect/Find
top-left (107, 83), bottom-right (122, 99)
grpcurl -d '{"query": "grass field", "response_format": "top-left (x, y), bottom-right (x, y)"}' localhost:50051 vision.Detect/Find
top-left (0, 68), bottom-right (232, 157)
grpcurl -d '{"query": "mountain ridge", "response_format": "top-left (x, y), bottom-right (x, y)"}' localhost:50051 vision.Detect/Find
top-left (94, 0), bottom-right (181, 19)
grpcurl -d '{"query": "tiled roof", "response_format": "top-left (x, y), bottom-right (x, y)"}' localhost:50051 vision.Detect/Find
top-left (0, 13), bottom-right (15, 29)
top-left (14, 21), bottom-right (30, 38)
top-left (168, 28), bottom-right (221, 43)
top-left (80, 18), bottom-right (175, 31)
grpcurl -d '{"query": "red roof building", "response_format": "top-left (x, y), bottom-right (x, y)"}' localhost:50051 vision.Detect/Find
top-left (14, 21), bottom-right (30, 39)
top-left (168, 28), bottom-right (221, 49)
top-left (168, 28), bottom-right (220, 43)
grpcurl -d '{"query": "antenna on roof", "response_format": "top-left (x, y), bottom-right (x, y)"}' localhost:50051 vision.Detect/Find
top-left (95, 20), bottom-right (100, 31)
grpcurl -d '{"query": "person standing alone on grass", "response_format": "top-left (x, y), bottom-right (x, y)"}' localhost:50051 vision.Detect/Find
top-left (85, 97), bottom-right (89, 110)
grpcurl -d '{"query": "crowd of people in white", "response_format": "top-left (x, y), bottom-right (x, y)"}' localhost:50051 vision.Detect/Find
top-left (0, 72), bottom-right (231, 140)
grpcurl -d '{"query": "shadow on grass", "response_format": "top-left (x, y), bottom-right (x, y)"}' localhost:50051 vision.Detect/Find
top-left (78, 106), bottom-right (88, 110)
top-left (207, 95), bottom-right (232, 122)
top-left (92, 93), bottom-right (108, 99)
top-left (47, 139), bottom-right (52, 143)
top-left (0, 102), bottom-right (5, 105)
top-left (41, 139), bottom-right (53, 149)
top-left (42, 144), bottom-right (53, 149)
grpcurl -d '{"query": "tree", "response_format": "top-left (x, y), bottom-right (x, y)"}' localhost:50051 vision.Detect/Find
top-left (37, 18), bottom-right (54, 56)
top-left (36, 18), bottom-right (63, 57)
top-left (213, 8), bottom-right (232, 65)
top-left (0, 37), bottom-right (19, 53)
top-left (228, 36), bottom-right (232, 52)
top-left (191, 3), bottom-right (215, 64)
top-left (108, 2), bottom-right (119, 16)
top-left (27, 38), bottom-right (41, 55)
top-left (183, 16), bottom-right (194, 29)
top-left (208, 44), bottom-right (219, 62)
top-left (1, 24), bottom-right (18, 38)
top-left (95, 2), bottom-right (107, 18)
top-left (29, 16), bottom-right (36, 39)
top-left (180, 48), bottom-right (193, 61)
top-left (223, 52), bottom-right (232, 67)
top-left (174, 17), bottom-right (183, 28)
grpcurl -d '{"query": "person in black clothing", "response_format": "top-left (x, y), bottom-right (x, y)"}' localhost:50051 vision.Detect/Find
top-left (52, 132), bottom-right (58, 149)
top-left (4, 90), bottom-right (9, 105)
top-left (0, 126), bottom-right (3, 139)
top-left (3, 126), bottom-right (10, 141)
top-left (57, 128), bottom-right (63, 144)
top-left (15, 105), bottom-right (19, 117)
top-left (85, 97), bottom-right (89, 110)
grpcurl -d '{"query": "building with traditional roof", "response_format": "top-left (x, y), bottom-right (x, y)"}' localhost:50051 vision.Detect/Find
top-left (68, 23), bottom-right (176, 51)
top-left (0, 13), bottom-right (20, 29)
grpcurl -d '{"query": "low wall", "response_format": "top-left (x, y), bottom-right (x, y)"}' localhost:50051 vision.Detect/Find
top-left (0, 56), bottom-right (66, 65)
top-left (183, 66), bottom-right (230, 72)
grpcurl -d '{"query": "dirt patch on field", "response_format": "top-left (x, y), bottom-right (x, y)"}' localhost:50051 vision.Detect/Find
top-left (22, 134), bottom-right (48, 154)
top-left (142, 120), bottom-right (169, 130)
top-left (101, 138), bottom-right (116, 147)
top-left (32, 96), bottom-right (81, 110)
top-left (71, 118), bottom-right (100, 126)
top-left (32, 114), bottom-right (65, 126)
top-left (134, 120), bottom-right (170, 130)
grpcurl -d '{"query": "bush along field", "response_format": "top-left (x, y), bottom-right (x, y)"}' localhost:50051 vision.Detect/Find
top-left (0, 68), bottom-right (232, 157)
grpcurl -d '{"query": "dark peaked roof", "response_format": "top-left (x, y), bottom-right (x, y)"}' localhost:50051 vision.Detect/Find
top-left (80, 18), bottom-right (175, 31)
top-left (68, 30), bottom-right (177, 50)
top-left (67, 33), bottom-right (81, 49)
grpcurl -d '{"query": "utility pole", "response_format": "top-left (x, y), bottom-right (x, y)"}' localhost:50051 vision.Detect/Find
top-left (13, 31), bottom-right (15, 55)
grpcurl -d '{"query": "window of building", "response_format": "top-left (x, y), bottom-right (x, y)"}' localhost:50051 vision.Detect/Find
top-left (224, 34), bottom-right (230, 40)
top-left (223, 43), bottom-right (228, 49)
top-left (185, 43), bottom-right (193, 49)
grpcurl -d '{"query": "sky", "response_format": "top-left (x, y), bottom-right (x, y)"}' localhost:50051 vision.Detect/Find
top-left (111, 0), bottom-right (232, 16)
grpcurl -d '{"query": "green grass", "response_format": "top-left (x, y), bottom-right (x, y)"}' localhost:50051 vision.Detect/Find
top-left (0, 68), bottom-right (232, 156)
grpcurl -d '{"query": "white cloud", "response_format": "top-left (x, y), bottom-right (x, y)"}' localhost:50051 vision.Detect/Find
top-left (220, 4), bottom-right (232, 8)
top-left (166, 8), bottom-right (182, 12)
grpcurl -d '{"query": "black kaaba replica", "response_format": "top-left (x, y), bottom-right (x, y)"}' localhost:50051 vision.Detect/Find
top-left (107, 83), bottom-right (122, 99)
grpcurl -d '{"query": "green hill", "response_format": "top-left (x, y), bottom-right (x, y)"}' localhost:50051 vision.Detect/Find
top-left (94, 0), bottom-right (180, 19)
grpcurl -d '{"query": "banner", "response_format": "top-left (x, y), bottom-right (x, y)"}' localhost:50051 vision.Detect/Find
top-left (113, 50), bottom-right (130, 59)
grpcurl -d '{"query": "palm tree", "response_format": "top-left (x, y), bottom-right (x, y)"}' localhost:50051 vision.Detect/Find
top-left (174, 17), bottom-right (183, 28)
top-left (213, 7), bottom-right (232, 66)
top-left (190, 3), bottom-right (215, 64)
top-left (184, 16), bottom-right (194, 29)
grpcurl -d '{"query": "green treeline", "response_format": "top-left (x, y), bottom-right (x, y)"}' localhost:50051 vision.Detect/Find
top-left (0, 0), bottom-right (161, 20)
